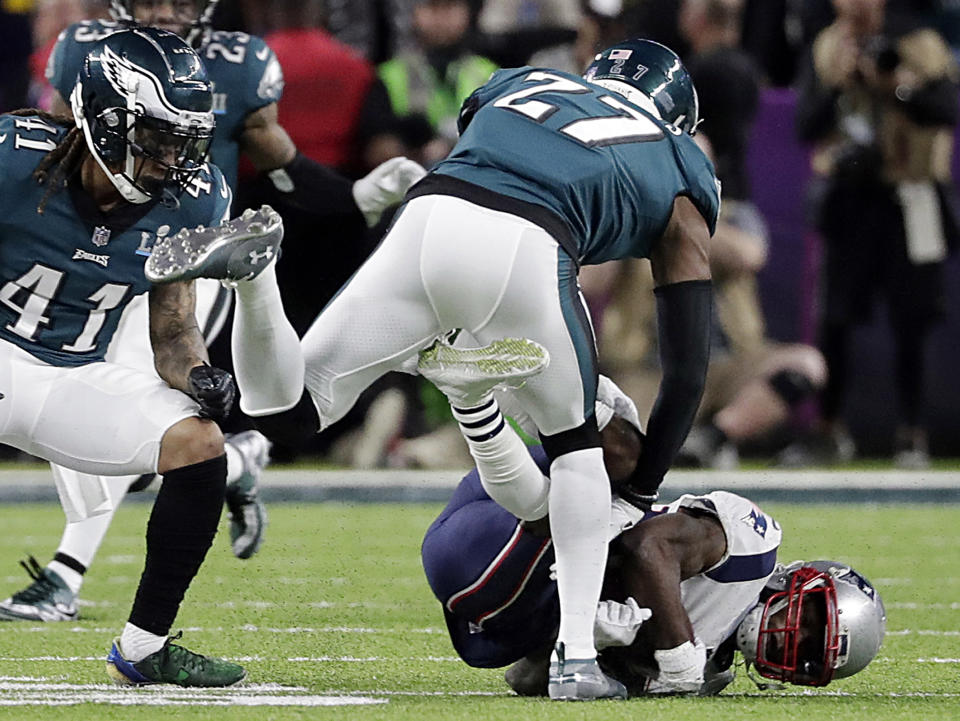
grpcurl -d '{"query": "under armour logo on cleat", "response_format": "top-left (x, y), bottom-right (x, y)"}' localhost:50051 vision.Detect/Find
top-left (248, 248), bottom-right (274, 264)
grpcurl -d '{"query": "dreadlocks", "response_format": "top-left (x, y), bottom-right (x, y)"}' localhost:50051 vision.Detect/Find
top-left (8, 109), bottom-right (87, 215)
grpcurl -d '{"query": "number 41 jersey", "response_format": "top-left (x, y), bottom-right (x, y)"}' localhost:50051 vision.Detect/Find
top-left (0, 114), bottom-right (231, 367)
top-left (426, 67), bottom-right (722, 266)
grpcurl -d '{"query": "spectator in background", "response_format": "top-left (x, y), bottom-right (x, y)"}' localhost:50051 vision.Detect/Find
top-left (477, 0), bottom-right (581, 67)
top-left (379, 0), bottom-right (497, 166)
top-left (528, 0), bottom-right (630, 74)
top-left (789, 0), bottom-right (960, 468)
top-left (678, 0), bottom-right (760, 202)
top-left (0, 0), bottom-right (34, 112)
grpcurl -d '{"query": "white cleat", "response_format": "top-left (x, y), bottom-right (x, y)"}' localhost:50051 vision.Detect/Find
top-left (548, 643), bottom-right (627, 701)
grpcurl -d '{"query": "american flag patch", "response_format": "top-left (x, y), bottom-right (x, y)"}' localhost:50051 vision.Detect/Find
top-left (609, 49), bottom-right (633, 60)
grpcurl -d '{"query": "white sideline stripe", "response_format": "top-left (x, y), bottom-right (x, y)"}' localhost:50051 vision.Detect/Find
top-left (887, 630), bottom-right (960, 636)
top-left (918, 658), bottom-right (960, 663)
top-left (887, 602), bottom-right (960, 610)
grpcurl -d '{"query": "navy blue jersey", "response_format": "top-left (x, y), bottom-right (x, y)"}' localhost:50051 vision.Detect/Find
top-left (0, 113), bottom-right (231, 366)
top-left (47, 21), bottom-right (284, 191)
top-left (428, 67), bottom-right (721, 265)
top-left (422, 446), bottom-right (558, 668)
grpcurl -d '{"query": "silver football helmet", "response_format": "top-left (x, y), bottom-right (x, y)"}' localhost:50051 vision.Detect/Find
top-left (736, 560), bottom-right (886, 686)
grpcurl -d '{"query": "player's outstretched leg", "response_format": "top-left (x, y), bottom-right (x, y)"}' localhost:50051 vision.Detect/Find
top-left (145, 206), bottom-right (283, 284)
top-left (224, 430), bottom-right (271, 560)
top-left (417, 336), bottom-right (549, 407)
top-left (548, 642), bottom-right (627, 701)
top-left (107, 631), bottom-right (245, 687)
top-left (0, 556), bottom-right (77, 622)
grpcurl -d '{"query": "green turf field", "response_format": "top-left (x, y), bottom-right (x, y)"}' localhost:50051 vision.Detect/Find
top-left (0, 499), bottom-right (956, 720)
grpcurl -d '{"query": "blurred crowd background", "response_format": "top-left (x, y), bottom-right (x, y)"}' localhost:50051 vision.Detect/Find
top-left (1, 0), bottom-right (960, 469)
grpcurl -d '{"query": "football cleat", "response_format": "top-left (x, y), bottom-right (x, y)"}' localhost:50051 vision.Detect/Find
top-left (224, 430), bottom-right (271, 559)
top-left (417, 336), bottom-right (549, 407)
top-left (0, 556), bottom-right (78, 622)
top-left (106, 632), bottom-right (246, 687)
top-left (548, 643), bottom-right (627, 701)
top-left (145, 205), bottom-right (283, 284)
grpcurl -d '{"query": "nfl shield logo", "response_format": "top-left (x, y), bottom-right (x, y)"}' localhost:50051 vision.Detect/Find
top-left (92, 226), bottom-right (111, 247)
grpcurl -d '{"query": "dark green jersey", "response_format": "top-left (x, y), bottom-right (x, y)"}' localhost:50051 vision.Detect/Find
top-left (47, 21), bottom-right (284, 191)
top-left (427, 67), bottom-right (721, 265)
top-left (0, 114), bottom-right (231, 367)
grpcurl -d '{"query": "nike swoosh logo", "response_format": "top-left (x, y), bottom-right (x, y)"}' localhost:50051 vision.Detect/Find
top-left (0, 134), bottom-right (7, 144)
top-left (256, 47), bottom-right (270, 61)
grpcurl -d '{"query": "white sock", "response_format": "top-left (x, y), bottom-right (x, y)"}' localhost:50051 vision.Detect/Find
top-left (54, 473), bottom-right (133, 580)
top-left (47, 561), bottom-right (83, 595)
top-left (231, 262), bottom-right (305, 416)
top-left (452, 398), bottom-right (549, 521)
top-left (225, 441), bottom-right (243, 484)
top-left (120, 623), bottom-right (167, 662)
top-left (549, 447), bottom-right (610, 660)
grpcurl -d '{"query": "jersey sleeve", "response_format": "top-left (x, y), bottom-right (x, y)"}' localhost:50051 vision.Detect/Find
top-left (243, 35), bottom-right (284, 112)
top-left (45, 21), bottom-right (120, 103)
top-left (676, 138), bottom-right (722, 235)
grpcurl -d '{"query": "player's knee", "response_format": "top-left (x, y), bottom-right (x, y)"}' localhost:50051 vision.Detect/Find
top-left (539, 416), bottom-right (601, 462)
top-left (158, 417), bottom-right (225, 473)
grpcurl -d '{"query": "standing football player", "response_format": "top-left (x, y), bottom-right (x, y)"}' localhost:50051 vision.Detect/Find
top-left (144, 38), bottom-right (718, 700)
top-left (0, 0), bottom-right (424, 623)
top-left (0, 27), bottom-right (275, 685)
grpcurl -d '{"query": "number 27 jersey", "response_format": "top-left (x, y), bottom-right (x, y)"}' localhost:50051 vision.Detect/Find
top-left (430, 67), bottom-right (721, 265)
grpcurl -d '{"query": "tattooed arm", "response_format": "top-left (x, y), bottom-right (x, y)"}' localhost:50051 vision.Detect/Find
top-left (148, 280), bottom-right (208, 392)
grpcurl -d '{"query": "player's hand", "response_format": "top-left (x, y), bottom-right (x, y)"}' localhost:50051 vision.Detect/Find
top-left (351, 157), bottom-right (426, 227)
top-left (187, 364), bottom-right (236, 422)
top-left (648, 639), bottom-right (707, 695)
top-left (594, 597), bottom-right (652, 649)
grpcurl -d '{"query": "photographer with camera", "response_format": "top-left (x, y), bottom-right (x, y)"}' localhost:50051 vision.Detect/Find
top-left (789, 0), bottom-right (960, 468)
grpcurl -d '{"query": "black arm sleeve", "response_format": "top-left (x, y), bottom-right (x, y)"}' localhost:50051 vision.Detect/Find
top-left (267, 151), bottom-right (363, 220)
top-left (624, 280), bottom-right (712, 499)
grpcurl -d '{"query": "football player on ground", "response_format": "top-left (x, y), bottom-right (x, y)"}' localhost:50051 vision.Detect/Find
top-left (421, 382), bottom-right (886, 695)
top-left (0, 0), bottom-right (424, 623)
top-left (0, 28), bottom-right (268, 685)
top-left (130, 38), bottom-right (719, 701)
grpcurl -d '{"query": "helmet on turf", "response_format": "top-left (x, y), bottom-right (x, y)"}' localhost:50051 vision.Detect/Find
top-left (583, 38), bottom-right (700, 135)
top-left (71, 27), bottom-right (215, 205)
top-left (736, 560), bottom-right (886, 686)
top-left (110, 0), bottom-right (220, 48)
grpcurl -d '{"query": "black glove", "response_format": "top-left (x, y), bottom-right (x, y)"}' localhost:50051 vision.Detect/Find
top-left (187, 365), bottom-right (236, 422)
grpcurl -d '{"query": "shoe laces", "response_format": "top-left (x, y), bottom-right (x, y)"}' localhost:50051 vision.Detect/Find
top-left (161, 631), bottom-right (210, 675)
top-left (11, 556), bottom-right (60, 604)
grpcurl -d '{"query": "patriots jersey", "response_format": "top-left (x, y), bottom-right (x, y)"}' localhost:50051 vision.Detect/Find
top-left (423, 454), bottom-right (780, 669)
top-left (422, 66), bottom-right (721, 265)
top-left (0, 113), bottom-right (231, 367)
top-left (46, 21), bottom-right (284, 190)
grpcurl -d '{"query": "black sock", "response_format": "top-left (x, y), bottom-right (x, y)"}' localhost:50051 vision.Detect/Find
top-left (128, 455), bottom-right (227, 636)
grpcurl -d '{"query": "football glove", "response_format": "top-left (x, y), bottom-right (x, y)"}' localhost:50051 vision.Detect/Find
top-left (351, 157), bottom-right (426, 227)
top-left (648, 639), bottom-right (707, 695)
top-left (187, 364), bottom-right (236, 422)
top-left (594, 597), bottom-right (652, 649)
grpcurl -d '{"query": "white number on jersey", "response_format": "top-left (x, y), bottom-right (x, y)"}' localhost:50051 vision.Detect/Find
top-left (0, 264), bottom-right (131, 353)
top-left (13, 117), bottom-right (58, 153)
top-left (493, 71), bottom-right (664, 147)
